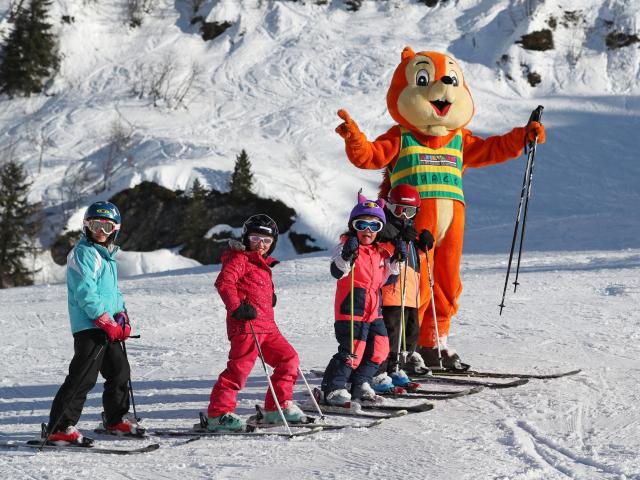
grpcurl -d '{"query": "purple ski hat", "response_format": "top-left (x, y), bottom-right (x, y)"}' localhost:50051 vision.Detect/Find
top-left (349, 191), bottom-right (386, 224)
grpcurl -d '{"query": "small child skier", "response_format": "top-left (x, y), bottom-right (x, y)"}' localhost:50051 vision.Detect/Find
top-left (371, 184), bottom-right (435, 394)
top-left (207, 214), bottom-right (304, 431)
top-left (320, 192), bottom-right (404, 406)
top-left (45, 201), bottom-right (138, 446)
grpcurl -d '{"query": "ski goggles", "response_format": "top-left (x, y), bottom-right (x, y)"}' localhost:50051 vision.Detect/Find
top-left (351, 219), bottom-right (384, 233)
top-left (84, 219), bottom-right (120, 235)
top-left (386, 201), bottom-right (418, 219)
top-left (248, 235), bottom-right (274, 246)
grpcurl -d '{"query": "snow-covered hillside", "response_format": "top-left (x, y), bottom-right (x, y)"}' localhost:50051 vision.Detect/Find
top-left (1, 250), bottom-right (639, 478)
top-left (0, 0), bottom-right (639, 280)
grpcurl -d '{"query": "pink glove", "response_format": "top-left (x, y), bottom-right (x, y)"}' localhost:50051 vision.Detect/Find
top-left (95, 313), bottom-right (121, 342)
top-left (114, 312), bottom-right (131, 341)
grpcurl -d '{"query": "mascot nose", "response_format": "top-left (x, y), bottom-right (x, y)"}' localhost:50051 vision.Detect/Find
top-left (440, 76), bottom-right (453, 85)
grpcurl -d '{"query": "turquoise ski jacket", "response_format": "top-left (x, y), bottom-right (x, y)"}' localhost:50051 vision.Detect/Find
top-left (66, 235), bottom-right (125, 334)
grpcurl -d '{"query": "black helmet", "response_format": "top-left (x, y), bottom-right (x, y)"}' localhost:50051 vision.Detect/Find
top-left (241, 214), bottom-right (279, 255)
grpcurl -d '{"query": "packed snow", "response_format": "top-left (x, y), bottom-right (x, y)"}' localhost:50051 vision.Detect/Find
top-left (0, 0), bottom-right (639, 478)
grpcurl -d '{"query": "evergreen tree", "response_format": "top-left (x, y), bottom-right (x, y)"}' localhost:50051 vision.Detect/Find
top-left (229, 149), bottom-right (254, 201)
top-left (0, 161), bottom-right (39, 288)
top-left (180, 178), bottom-right (209, 245)
top-left (0, 0), bottom-right (59, 96)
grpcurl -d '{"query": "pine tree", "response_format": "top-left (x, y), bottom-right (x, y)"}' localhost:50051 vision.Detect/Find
top-left (230, 149), bottom-right (254, 201)
top-left (0, 0), bottom-right (59, 96)
top-left (0, 161), bottom-right (39, 288)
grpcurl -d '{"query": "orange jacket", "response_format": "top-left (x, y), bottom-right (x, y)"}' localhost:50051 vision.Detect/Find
top-left (381, 242), bottom-right (423, 308)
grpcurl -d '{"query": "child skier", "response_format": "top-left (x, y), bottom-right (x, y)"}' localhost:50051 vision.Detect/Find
top-left (371, 184), bottom-right (435, 394)
top-left (45, 201), bottom-right (138, 446)
top-left (320, 192), bottom-right (404, 406)
top-left (207, 214), bottom-right (303, 431)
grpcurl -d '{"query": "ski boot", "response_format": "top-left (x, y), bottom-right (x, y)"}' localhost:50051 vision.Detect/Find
top-left (205, 412), bottom-right (244, 432)
top-left (103, 412), bottom-right (146, 437)
top-left (351, 382), bottom-right (384, 404)
top-left (263, 401), bottom-right (307, 424)
top-left (371, 373), bottom-right (404, 394)
top-left (390, 370), bottom-right (421, 391)
top-left (323, 388), bottom-right (352, 407)
top-left (417, 346), bottom-right (470, 372)
top-left (404, 351), bottom-right (432, 376)
top-left (45, 424), bottom-right (92, 446)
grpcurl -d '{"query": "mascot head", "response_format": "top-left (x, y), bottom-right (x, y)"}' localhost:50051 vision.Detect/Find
top-left (386, 47), bottom-right (475, 137)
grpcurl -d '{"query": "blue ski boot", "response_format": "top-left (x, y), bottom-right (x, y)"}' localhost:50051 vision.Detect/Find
top-left (263, 402), bottom-right (306, 424)
top-left (206, 412), bottom-right (243, 432)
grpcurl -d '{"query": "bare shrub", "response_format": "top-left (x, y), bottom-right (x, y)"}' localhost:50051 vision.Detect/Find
top-left (131, 55), bottom-right (202, 109)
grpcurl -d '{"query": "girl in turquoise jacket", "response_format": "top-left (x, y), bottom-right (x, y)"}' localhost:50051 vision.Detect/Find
top-left (45, 201), bottom-right (140, 446)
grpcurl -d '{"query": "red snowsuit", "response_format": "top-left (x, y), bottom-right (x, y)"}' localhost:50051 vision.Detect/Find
top-left (208, 242), bottom-right (299, 417)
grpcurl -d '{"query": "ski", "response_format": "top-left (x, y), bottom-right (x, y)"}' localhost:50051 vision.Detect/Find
top-left (426, 368), bottom-right (582, 380)
top-left (248, 405), bottom-right (385, 431)
top-left (93, 428), bottom-right (149, 439)
top-left (302, 402), bottom-right (409, 419)
top-left (416, 376), bottom-right (530, 389)
top-left (382, 385), bottom-right (484, 400)
top-left (151, 426), bottom-right (322, 438)
top-left (247, 415), bottom-right (384, 431)
top-left (0, 440), bottom-right (159, 455)
top-left (359, 401), bottom-right (434, 413)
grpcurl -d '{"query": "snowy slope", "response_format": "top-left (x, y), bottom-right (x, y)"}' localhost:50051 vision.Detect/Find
top-left (0, 0), bottom-right (638, 275)
top-left (1, 250), bottom-right (639, 479)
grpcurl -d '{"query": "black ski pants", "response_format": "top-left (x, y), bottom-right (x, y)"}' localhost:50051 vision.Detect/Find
top-left (377, 306), bottom-right (420, 375)
top-left (48, 328), bottom-right (130, 431)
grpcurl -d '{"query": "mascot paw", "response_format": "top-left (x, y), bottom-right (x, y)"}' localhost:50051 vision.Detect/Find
top-left (335, 109), bottom-right (363, 141)
top-left (525, 121), bottom-right (545, 144)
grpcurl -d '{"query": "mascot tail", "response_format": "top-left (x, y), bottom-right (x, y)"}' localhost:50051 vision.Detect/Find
top-left (378, 169), bottom-right (392, 200)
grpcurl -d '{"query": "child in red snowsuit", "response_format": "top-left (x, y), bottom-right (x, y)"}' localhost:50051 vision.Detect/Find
top-left (320, 193), bottom-right (403, 405)
top-left (207, 214), bottom-right (303, 431)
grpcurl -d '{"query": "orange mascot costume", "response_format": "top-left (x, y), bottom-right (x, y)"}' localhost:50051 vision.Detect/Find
top-left (335, 47), bottom-right (545, 370)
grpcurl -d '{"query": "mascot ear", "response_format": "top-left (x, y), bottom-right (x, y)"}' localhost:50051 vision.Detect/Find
top-left (357, 190), bottom-right (367, 204)
top-left (401, 46), bottom-right (415, 61)
top-left (376, 198), bottom-right (386, 209)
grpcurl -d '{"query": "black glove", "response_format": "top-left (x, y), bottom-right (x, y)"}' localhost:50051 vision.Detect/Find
top-left (378, 221), bottom-right (399, 243)
top-left (394, 239), bottom-right (407, 262)
top-left (400, 223), bottom-right (418, 243)
top-left (232, 300), bottom-right (257, 321)
top-left (272, 292), bottom-right (277, 307)
top-left (341, 235), bottom-right (359, 262)
top-left (417, 229), bottom-right (435, 252)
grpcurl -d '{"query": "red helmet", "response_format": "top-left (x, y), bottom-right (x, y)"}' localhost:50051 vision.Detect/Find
top-left (387, 184), bottom-right (421, 207)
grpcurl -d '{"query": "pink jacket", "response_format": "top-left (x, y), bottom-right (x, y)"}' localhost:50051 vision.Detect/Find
top-left (332, 237), bottom-right (396, 323)
top-left (215, 241), bottom-right (279, 337)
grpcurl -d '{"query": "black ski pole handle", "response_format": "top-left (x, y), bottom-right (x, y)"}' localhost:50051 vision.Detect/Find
top-left (528, 105), bottom-right (544, 125)
top-left (525, 105), bottom-right (544, 150)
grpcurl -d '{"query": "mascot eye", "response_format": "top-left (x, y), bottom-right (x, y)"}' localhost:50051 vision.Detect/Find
top-left (449, 70), bottom-right (459, 87)
top-left (416, 69), bottom-right (430, 87)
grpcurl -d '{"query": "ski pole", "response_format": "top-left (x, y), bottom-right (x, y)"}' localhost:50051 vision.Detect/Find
top-left (297, 366), bottom-right (324, 419)
top-left (120, 340), bottom-right (140, 422)
top-left (401, 242), bottom-right (410, 357)
top-left (349, 263), bottom-right (357, 359)
top-left (395, 245), bottom-right (410, 372)
top-left (424, 253), bottom-right (443, 369)
top-left (513, 106), bottom-right (544, 293)
top-left (41, 338), bottom-right (108, 449)
top-left (499, 105), bottom-right (544, 314)
top-left (247, 320), bottom-right (293, 437)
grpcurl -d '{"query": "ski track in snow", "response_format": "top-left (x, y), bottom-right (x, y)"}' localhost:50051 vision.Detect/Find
top-left (1, 251), bottom-right (639, 479)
